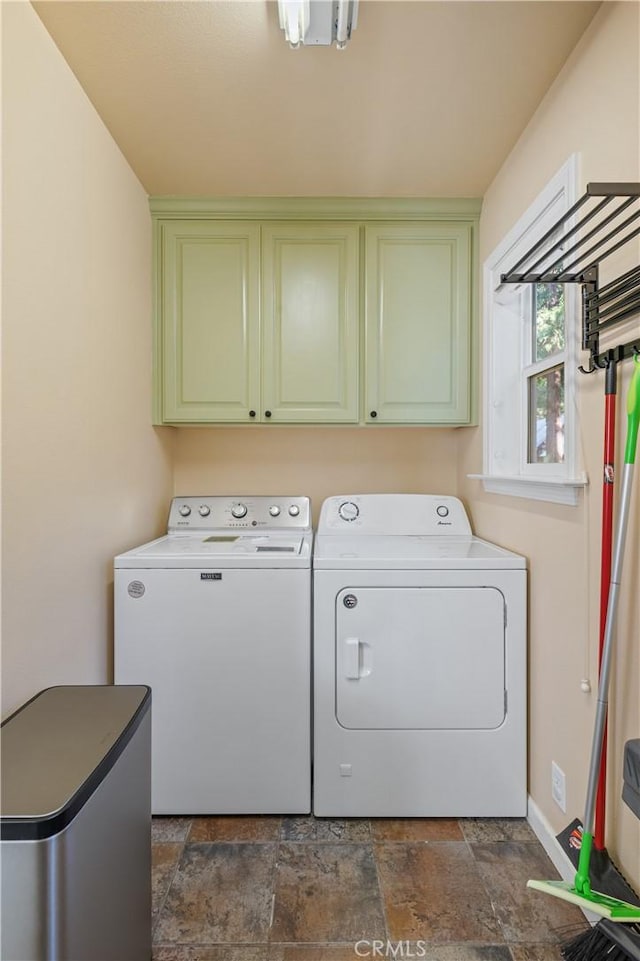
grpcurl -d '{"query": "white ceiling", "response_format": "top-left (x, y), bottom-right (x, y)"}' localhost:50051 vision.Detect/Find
top-left (33, 0), bottom-right (601, 197)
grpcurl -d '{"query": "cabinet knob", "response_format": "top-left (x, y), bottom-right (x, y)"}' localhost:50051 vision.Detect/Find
top-left (249, 410), bottom-right (256, 418)
top-left (370, 410), bottom-right (378, 418)
top-left (265, 410), bottom-right (272, 418)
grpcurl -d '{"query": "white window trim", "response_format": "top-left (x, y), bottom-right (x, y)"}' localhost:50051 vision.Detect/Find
top-left (470, 155), bottom-right (588, 507)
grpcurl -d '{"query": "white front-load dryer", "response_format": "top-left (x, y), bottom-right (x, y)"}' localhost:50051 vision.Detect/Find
top-left (313, 494), bottom-right (527, 817)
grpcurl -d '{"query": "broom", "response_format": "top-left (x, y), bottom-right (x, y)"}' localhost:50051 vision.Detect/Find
top-left (527, 353), bottom-right (640, 928)
top-left (556, 356), bottom-right (639, 906)
top-left (562, 919), bottom-right (640, 960)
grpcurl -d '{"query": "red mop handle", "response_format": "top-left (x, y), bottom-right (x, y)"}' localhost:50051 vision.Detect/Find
top-left (595, 371), bottom-right (617, 850)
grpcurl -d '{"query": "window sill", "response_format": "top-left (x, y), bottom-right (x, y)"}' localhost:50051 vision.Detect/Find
top-left (467, 473), bottom-right (588, 506)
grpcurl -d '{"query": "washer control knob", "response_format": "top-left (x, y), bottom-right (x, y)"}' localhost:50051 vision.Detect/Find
top-left (269, 506), bottom-right (281, 517)
top-left (339, 501), bottom-right (359, 522)
top-left (198, 505), bottom-right (211, 517)
top-left (436, 505), bottom-right (449, 518)
top-left (178, 505), bottom-right (191, 517)
top-left (231, 503), bottom-right (248, 519)
top-left (288, 505), bottom-right (300, 517)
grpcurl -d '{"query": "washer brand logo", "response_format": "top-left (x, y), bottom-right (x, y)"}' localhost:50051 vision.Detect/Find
top-left (200, 573), bottom-right (222, 580)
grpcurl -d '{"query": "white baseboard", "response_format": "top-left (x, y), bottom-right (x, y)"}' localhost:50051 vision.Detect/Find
top-left (526, 796), bottom-right (575, 881)
top-left (526, 795), bottom-right (598, 924)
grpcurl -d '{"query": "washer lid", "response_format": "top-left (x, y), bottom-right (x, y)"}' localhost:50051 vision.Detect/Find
top-left (115, 532), bottom-right (312, 569)
top-left (313, 534), bottom-right (526, 569)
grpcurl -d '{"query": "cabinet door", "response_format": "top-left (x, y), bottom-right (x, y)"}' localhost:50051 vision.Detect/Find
top-left (160, 221), bottom-right (260, 423)
top-left (261, 224), bottom-right (359, 423)
top-left (365, 224), bottom-right (471, 424)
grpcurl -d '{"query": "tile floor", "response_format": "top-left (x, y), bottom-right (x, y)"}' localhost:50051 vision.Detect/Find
top-left (151, 816), bottom-right (588, 961)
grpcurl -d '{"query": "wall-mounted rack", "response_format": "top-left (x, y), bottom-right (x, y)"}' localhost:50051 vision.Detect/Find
top-left (500, 182), bottom-right (640, 372)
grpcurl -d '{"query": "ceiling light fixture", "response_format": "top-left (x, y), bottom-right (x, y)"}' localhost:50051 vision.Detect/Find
top-left (277, 0), bottom-right (358, 50)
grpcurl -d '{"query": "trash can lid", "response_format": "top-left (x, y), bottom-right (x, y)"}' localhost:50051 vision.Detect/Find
top-left (1, 685), bottom-right (150, 840)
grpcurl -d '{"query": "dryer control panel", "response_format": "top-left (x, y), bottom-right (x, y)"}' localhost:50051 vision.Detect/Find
top-left (168, 496), bottom-right (311, 532)
top-left (318, 494), bottom-right (472, 535)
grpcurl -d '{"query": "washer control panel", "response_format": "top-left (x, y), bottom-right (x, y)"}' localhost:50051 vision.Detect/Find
top-left (168, 496), bottom-right (311, 531)
top-left (318, 494), bottom-right (472, 535)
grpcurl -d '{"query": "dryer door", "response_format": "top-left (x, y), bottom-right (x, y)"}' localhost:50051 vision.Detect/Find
top-left (336, 586), bottom-right (505, 730)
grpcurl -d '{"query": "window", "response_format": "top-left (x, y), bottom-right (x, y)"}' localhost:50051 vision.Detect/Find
top-left (475, 156), bottom-right (587, 505)
top-left (528, 283), bottom-right (565, 465)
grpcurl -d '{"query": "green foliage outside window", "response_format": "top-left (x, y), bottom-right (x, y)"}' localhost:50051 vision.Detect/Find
top-left (535, 283), bottom-right (565, 360)
top-left (530, 283), bottom-right (565, 463)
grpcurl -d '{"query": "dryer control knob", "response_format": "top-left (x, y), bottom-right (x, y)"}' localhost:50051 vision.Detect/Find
top-left (269, 506), bottom-right (281, 517)
top-left (288, 505), bottom-right (300, 517)
top-left (179, 505), bottom-right (192, 517)
top-left (436, 505), bottom-right (449, 518)
top-left (198, 505), bottom-right (211, 517)
top-left (231, 503), bottom-right (248, 519)
top-left (339, 501), bottom-right (359, 522)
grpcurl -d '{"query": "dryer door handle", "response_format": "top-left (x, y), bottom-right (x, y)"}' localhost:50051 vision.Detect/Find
top-left (344, 637), bottom-right (361, 679)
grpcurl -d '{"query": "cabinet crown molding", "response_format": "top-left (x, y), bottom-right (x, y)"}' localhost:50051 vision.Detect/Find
top-left (150, 196), bottom-right (482, 222)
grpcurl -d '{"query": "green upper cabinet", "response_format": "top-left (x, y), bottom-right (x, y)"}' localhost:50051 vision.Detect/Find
top-left (364, 224), bottom-right (472, 424)
top-left (261, 224), bottom-right (359, 423)
top-left (159, 220), bottom-right (260, 423)
top-left (152, 199), bottom-right (479, 426)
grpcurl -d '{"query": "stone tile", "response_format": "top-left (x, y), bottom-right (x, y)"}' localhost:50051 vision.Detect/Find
top-left (409, 949), bottom-right (511, 961)
top-left (270, 946), bottom-right (513, 961)
top-left (271, 842), bottom-right (385, 942)
top-left (152, 817), bottom-right (193, 842)
top-left (281, 816), bottom-right (371, 842)
top-left (268, 944), bottom-right (513, 961)
top-left (152, 842), bottom-right (183, 922)
top-left (153, 947), bottom-right (268, 961)
top-left (154, 842), bottom-right (277, 943)
top-left (459, 820), bottom-right (536, 844)
top-left (419, 950), bottom-right (512, 961)
top-left (189, 816), bottom-right (282, 842)
top-left (370, 819), bottom-right (463, 842)
top-left (375, 841), bottom-right (502, 943)
top-left (268, 946), bottom-right (365, 961)
top-left (471, 842), bottom-right (588, 943)
top-left (508, 945), bottom-right (566, 961)
top-left (269, 938), bottom-right (512, 961)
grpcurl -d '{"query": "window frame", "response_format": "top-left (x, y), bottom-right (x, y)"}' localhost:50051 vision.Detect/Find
top-left (475, 155), bottom-right (588, 506)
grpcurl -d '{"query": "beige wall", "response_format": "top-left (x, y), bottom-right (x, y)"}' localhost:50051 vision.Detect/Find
top-left (1, 2), bottom-right (173, 717)
top-left (459, 1), bottom-right (640, 887)
top-left (173, 427), bottom-right (460, 526)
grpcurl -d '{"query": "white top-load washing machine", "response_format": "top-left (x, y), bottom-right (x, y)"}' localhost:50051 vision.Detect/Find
top-left (313, 494), bottom-right (527, 817)
top-left (114, 496), bottom-right (312, 815)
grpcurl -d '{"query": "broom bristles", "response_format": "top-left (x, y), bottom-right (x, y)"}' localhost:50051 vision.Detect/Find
top-left (562, 921), bottom-right (640, 961)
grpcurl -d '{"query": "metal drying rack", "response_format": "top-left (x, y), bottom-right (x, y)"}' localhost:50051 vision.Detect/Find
top-left (500, 182), bottom-right (640, 373)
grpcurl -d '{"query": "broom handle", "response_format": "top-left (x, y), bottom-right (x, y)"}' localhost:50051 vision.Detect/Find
top-left (595, 368), bottom-right (617, 850)
top-left (584, 460), bottom-right (635, 836)
top-left (584, 355), bottom-right (640, 838)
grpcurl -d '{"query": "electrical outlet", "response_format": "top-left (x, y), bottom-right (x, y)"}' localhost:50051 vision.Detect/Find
top-left (552, 761), bottom-right (566, 813)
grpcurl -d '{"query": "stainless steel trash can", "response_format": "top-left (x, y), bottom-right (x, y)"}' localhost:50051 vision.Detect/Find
top-left (623, 738), bottom-right (640, 819)
top-left (1, 685), bottom-right (151, 961)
